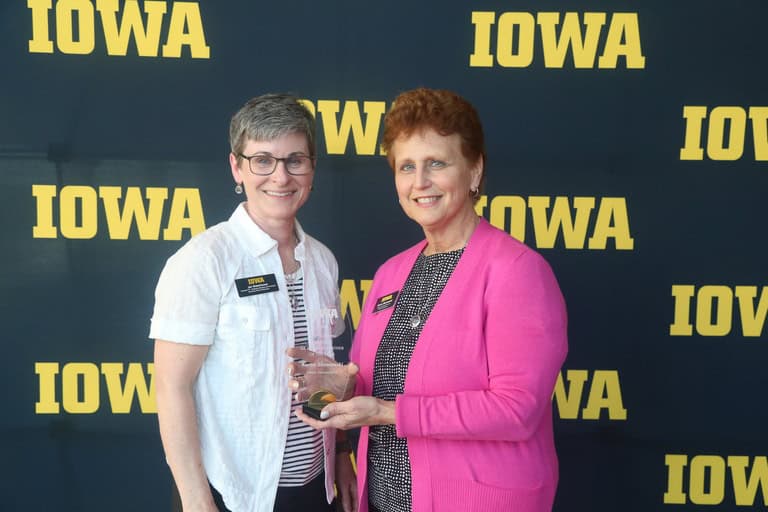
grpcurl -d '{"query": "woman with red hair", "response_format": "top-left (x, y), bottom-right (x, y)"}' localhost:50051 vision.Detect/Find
top-left (292, 88), bottom-right (568, 512)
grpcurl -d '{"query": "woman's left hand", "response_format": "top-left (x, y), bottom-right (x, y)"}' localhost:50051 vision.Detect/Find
top-left (335, 452), bottom-right (357, 512)
top-left (294, 396), bottom-right (396, 430)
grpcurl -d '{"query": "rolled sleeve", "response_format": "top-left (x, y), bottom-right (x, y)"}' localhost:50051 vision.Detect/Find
top-left (149, 316), bottom-right (216, 346)
top-left (148, 240), bottom-right (223, 346)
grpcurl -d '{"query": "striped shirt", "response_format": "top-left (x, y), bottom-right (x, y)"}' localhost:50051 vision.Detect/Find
top-left (279, 265), bottom-right (324, 486)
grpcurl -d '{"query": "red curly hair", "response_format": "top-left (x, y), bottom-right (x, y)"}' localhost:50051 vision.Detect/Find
top-left (382, 88), bottom-right (486, 194)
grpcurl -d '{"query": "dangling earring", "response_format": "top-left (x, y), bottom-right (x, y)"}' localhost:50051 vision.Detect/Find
top-left (235, 183), bottom-right (243, 194)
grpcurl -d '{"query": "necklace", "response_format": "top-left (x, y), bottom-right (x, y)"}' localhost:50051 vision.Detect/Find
top-left (405, 248), bottom-right (466, 329)
top-left (281, 233), bottom-right (301, 274)
top-left (408, 279), bottom-right (433, 328)
top-left (283, 259), bottom-right (300, 275)
top-left (285, 262), bottom-right (302, 311)
top-left (406, 253), bottom-right (443, 329)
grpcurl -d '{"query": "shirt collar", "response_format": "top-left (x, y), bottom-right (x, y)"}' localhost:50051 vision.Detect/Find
top-left (229, 203), bottom-right (307, 259)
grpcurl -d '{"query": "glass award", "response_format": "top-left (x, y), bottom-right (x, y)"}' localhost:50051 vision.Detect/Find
top-left (298, 308), bottom-right (354, 419)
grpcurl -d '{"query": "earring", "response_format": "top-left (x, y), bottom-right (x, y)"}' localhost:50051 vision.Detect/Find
top-left (235, 183), bottom-right (243, 194)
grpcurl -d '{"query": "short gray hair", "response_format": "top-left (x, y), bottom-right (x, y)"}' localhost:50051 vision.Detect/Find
top-left (229, 93), bottom-right (316, 159)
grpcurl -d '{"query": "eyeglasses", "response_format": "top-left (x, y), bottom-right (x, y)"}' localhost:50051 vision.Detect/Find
top-left (238, 153), bottom-right (315, 176)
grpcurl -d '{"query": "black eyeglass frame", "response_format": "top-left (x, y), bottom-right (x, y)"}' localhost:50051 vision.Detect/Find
top-left (237, 153), bottom-right (316, 176)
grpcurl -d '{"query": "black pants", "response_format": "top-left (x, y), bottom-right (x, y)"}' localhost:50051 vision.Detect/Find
top-left (171, 472), bottom-right (336, 511)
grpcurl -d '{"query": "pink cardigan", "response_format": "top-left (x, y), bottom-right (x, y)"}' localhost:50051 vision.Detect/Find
top-left (350, 219), bottom-right (568, 512)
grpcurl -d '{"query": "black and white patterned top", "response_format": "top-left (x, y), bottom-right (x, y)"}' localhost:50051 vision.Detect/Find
top-left (368, 248), bottom-right (465, 512)
top-left (279, 265), bottom-right (324, 486)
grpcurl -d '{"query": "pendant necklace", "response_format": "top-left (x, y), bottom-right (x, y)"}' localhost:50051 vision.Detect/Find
top-left (408, 256), bottom-right (435, 329)
top-left (285, 261), bottom-right (302, 311)
top-left (407, 247), bottom-right (465, 329)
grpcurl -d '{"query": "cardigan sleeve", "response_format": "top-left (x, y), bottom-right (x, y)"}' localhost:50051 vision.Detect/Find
top-left (395, 248), bottom-right (568, 441)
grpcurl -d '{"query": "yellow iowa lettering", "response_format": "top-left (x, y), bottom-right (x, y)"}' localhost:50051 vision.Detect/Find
top-left (664, 454), bottom-right (768, 506)
top-left (35, 362), bottom-right (156, 414)
top-left (670, 284), bottom-right (768, 337)
top-left (680, 106), bottom-right (768, 161)
top-left (474, 195), bottom-right (634, 250)
top-left (340, 279), bottom-right (373, 329)
top-left (552, 369), bottom-right (627, 420)
top-left (470, 11), bottom-right (645, 69)
top-left (27, 0), bottom-right (210, 58)
top-left (32, 185), bottom-right (206, 241)
top-left (301, 99), bottom-right (387, 156)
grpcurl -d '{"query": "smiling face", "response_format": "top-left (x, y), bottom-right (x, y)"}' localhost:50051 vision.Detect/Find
top-left (392, 129), bottom-right (482, 238)
top-left (229, 131), bottom-right (314, 227)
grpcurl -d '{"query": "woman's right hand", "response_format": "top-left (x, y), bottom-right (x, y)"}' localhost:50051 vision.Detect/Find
top-left (286, 348), bottom-right (358, 402)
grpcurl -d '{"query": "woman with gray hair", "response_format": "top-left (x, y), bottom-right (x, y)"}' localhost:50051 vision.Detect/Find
top-left (150, 93), bottom-right (356, 512)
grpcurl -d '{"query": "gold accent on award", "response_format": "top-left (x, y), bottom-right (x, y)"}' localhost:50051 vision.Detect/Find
top-left (302, 390), bottom-right (338, 420)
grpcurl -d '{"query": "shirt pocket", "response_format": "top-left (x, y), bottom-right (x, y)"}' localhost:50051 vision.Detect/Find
top-left (218, 303), bottom-right (271, 330)
top-left (213, 304), bottom-right (272, 377)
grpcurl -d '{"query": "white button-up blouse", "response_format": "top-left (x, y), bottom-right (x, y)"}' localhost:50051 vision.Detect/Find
top-left (150, 204), bottom-right (344, 511)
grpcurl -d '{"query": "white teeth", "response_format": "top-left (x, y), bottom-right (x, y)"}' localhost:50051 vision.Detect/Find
top-left (264, 191), bottom-right (293, 197)
top-left (415, 197), bottom-right (438, 204)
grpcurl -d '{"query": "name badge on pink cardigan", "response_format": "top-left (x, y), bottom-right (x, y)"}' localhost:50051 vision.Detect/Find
top-left (373, 291), bottom-right (399, 313)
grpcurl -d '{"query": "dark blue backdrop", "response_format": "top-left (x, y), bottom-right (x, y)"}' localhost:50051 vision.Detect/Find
top-left (1, 1), bottom-right (766, 510)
